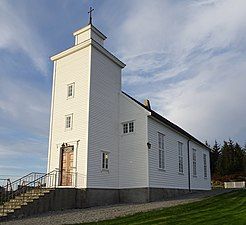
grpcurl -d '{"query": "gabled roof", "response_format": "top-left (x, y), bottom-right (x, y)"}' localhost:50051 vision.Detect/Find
top-left (122, 91), bottom-right (210, 150)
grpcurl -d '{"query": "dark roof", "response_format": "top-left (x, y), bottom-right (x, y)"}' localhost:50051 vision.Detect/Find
top-left (122, 91), bottom-right (210, 151)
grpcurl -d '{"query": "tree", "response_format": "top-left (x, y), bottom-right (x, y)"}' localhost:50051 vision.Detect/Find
top-left (217, 140), bottom-right (246, 176)
top-left (210, 140), bottom-right (221, 176)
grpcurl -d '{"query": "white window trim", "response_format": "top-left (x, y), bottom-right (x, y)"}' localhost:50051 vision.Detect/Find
top-left (122, 120), bottom-right (135, 135)
top-left (65, 114), bottom-right (73, 131)
top-left (203, 153), bottom-right (208, 179)
top-left (158, 132), bottom-right (165, 170)
top-left (192, 148), bottom-right (197, 177)
top-left (101, 151), bottom-right (110, 172)
top-left (178, 141), bottom-right (184, 174)
top-left (67, 82), bottom-right (75, 99)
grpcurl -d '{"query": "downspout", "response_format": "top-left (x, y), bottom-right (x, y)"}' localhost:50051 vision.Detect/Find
top-left (187, 140), bottom-right (191, 192)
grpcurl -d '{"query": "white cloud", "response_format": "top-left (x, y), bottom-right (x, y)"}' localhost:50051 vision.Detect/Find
top-left (100, 0), bottom-right (246, 144)
top-left (0, 1), bottom-right (49, 74)
top-left (0, 76), bottom-right (50, 137)
top-left (0, 137), bottom-right (48, 180)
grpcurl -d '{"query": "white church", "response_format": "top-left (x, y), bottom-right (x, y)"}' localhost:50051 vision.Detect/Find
top-left (47, 18), bottom-right (211, 203)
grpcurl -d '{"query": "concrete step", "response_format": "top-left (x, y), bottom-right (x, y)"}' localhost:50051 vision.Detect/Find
top-left (0, 208), bottom-right (14, 214)
top-left (0, 206), bottom-right (21, 211)
top-left (20, 192), bottom-right (44, 196)
top-left (0, 212), bottom-right (8, 217)
top-left (15, 195), bottom-right (42, 200)
top-left (0, 187), bottom-right (55, 220)
top-left (9, 198), bottom-right (33, 204)
top-left (0, 203), bottom-right (25, 210)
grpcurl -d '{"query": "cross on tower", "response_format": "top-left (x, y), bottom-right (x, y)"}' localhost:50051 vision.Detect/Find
top-left (88, 7), bottom-right (94, 25)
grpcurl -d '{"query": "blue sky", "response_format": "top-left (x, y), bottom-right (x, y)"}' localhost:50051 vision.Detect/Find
top-left (1, 0), bottom-right (246, 181)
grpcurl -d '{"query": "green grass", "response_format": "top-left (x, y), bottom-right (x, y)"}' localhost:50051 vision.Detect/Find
top-left (73, 190), bottom-right (246, 225)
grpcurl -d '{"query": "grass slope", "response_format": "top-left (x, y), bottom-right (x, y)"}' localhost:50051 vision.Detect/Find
top-left (76, 190), bottom-right (246, 225)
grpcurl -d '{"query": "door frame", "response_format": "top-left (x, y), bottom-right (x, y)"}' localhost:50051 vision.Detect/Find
top-left (59, 144), bottom-right (74, 186)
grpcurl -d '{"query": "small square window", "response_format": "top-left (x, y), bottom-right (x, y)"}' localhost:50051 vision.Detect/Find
top-left (65, 114), bottom-right (73, 130)
top-left (67, 83), bottom-right (75, 98)
top-left (122, 121), bottom-right (135, 134)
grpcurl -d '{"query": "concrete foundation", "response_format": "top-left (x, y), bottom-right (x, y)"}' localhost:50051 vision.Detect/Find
top-left (4, 187), bottom-right (205, 220)
top-left (119, 188), bottom-right (149, 203)
top-left (149, 188), bottom-right (190, 202)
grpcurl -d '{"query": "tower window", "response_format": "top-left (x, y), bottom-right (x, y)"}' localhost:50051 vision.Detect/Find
top-left (67, 83), bottom-right (75, 98)
top-left (122, 121), bottom-right (134, 134)
top-left (65, 114), bottom-right (73, 130)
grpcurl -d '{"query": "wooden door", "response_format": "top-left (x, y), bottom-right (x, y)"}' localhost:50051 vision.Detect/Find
top-left (60, 146), bottom-right (74, 186)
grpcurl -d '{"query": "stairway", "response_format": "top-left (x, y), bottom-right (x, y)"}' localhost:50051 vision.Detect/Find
top-left (0, 188), bottom-right (54, 221)
top-left (0, 171), bottom-right (60, 221)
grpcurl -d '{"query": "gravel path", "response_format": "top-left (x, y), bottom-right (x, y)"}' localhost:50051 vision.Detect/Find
top-left (1, 189), bottom-right (231, 225)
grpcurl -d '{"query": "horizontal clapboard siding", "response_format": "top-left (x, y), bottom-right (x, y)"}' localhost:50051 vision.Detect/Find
top-left (189, 141), bottom-right (211, 190)
top-left (119, 94), bottom-right (150, 188)
top-left (86, 47), bottom-right (121, 188)
top-left (48, 46), bottom-right (91, 188)
top-left (148, 117), bottom-right (211, 190)
top-left (148, 117), bottom-right (189, 189)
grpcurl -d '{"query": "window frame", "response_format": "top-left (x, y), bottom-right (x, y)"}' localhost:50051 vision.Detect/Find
top-left (122, 121), bottom-right (135, 134)
top-left (67, 82), bottom-right (75, 99)
top-left (203, 153), bottom-right (207, 178)
top-left (158, 132), bottom-right (165, 170)
top-left (65, 114), bottom-right (73, 131)
top-left (123, 123), bottom-right (128, 134)
top-left (101, 151), bottom-right (109, 171)
top-left (192, 148), bottom-right (197, 177)
top-left (129, 121), bottom-right (134, 133)
top-left (178, 141), bottom-right (184, 174)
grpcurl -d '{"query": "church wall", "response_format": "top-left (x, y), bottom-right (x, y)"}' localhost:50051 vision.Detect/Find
top-left (86, 46), bottom-right (121, 188)
top-left (189, 141), bottom-right (211, 190)
top-left (47, 46), bottom-right (91, 188)
top-left (148, 117), bottom-right (211, 190)
top-left (119, 94), bottom-right (150, 188)
top-left (148, 117), bottom-right (190, 189)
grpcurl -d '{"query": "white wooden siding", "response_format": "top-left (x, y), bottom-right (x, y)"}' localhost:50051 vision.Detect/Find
top-left (119, 94), bottom-right (150, 188)
top-left (189, 141), bottom-right (211, 190)
top-left (47, 46), bottom-right (91, 188)
top-left (148, 117), bottom-right (211, 190)
top-left (86, 46), bottom-right (122, 188)
top-left (148, 117), bottom-right (189, 189)
top-left (48, 24), bottom-right (211, 191)
top-left (75, 26), bottom-right (104, 46)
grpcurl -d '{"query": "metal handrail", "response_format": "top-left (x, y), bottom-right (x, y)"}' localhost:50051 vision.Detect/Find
top-left (1, 172), bottom-right (45, 192)
top-left (0, 170), bottom-right (58, 215)
top-left (0, 170), bottom-right (86, 216)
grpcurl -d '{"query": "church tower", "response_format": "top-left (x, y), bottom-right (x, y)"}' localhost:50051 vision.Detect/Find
top-left (47, 18), bottom-right (125, 188)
